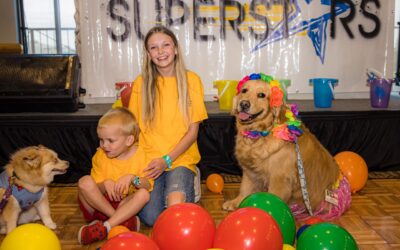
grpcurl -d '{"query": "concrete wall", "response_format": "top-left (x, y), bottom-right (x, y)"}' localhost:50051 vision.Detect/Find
top-left (0, 0), bottom-right (18, 43)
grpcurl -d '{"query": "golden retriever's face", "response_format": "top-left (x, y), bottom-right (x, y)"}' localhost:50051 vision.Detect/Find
top-left (7, 145), bottom-right (69, 186)
top-left (233, 80), bottom-right (270, 123)
top-left (232, 80), bottom-right (275, 126)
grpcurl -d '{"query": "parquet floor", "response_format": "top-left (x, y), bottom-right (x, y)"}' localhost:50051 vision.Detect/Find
top-left (1, 179), bottom-right (400, 249)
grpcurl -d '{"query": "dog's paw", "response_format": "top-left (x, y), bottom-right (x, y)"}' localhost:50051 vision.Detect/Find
top-left (45, 222), bottom-right (57, 230)
top-left (222, 199), bottom-right (239, 211)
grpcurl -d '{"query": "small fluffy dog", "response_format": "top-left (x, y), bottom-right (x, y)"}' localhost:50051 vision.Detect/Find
top-left (222, 74), bottom-right (351, 220)
top-left (0, 145), bottom-right (69, 234)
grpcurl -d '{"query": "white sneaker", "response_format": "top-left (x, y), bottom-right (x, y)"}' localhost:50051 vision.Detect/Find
top-left (194, 167), bottom-right (201, 202)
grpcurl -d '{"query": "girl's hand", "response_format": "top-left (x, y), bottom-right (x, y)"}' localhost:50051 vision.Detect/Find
top-left (115, 174), bottom-right (133, 200)
top-left (104, 179), bottom-right (117, 201)
top-left (144, 158), bottom-right (167, 179)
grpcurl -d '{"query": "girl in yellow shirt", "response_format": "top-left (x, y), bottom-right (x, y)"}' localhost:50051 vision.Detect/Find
top-left (129, 26), bottom-right (208, 226)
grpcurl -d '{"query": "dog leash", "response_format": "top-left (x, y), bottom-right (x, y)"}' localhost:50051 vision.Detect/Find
top-left (295, 139), bottom-right (314, 216)
top-left (0, 177), bottom-right (15, 212)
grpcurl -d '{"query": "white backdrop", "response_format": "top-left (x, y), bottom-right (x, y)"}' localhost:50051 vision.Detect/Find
top-left (76, 0), bottom-right (395, 102)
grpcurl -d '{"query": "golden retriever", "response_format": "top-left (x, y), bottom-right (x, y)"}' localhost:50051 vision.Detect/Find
top-left (0, 145), bottom-right (69, 234)
top-left (222, 76), bottom-right (351, 220)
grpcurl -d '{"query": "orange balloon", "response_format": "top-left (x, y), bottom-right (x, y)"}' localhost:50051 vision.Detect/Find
top-left (334, 151), bottom-right (368, 193)
top-left (107, 225), bottom-right (131, 240)
top-left (206, 174), bottom-right (224, 194)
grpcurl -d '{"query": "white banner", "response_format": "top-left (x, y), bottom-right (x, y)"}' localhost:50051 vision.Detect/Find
top-left (76, 0), bottom-right (395, 102)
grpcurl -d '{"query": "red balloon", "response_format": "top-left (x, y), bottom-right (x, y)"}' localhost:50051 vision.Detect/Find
top-left (102, 232), bottom-right (159, 250)
top-left (151, 203), bottom-right (216, 250)
top-left (213, 207), bottom-right (283, 250)
top-left (304, 216), bottom-right (324, 225)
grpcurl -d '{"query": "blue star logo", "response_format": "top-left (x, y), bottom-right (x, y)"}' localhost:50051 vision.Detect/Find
top-left (253, 0), bottom-right (350, 64)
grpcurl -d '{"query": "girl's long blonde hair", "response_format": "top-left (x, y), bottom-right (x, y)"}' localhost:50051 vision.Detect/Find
top-left (141, 25), bottom-right (189, 126)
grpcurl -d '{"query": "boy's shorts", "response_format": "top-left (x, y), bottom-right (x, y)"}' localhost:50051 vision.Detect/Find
top-left (78, 195), bottom-right (120, 222)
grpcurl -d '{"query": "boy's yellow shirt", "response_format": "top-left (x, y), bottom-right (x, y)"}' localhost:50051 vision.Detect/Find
top-left (91, 147), bottom-right (154, 192)
top-left (129, 71), bottom-right (208, 173)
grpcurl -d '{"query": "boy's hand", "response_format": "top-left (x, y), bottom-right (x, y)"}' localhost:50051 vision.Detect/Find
top-left (104, 179), bottom-right (118, 201)
top-left (144, 158), bottom-right (167, 179)
top-left (115, 174), bottom-right (134, 199)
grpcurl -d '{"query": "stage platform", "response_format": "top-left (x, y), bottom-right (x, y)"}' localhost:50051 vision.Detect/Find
top-left (1, 98), bottom-right (400, 183)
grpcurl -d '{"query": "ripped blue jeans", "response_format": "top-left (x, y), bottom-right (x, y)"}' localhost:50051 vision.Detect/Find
top-left (138, 166), bottom-right (194, 226)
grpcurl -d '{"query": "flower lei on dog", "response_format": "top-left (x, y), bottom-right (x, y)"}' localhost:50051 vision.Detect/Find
top-left (237, 73), bottom-right (302, 142)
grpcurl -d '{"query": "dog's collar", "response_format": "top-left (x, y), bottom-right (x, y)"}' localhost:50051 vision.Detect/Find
top-left (11, 171), bottom-right (41, 193)
top-left (241, 130), bottom-right (270, 139)
top-left (11, 170), bottom-right (24, 190)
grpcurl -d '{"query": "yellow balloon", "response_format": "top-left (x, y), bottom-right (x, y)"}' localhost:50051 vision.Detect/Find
top-left (283, 243), bottom-right (296, 250)
top-left (206, 173), bottom-right (224, 194)
top-left (0, 223), bottom-right (61, 250)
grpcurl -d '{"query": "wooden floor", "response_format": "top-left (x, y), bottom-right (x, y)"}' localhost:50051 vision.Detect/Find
top-left (1, 179), bottom-right (400, 249)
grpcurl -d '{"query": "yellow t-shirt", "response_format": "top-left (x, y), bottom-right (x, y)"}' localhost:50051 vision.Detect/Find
top-left (128, 71), bottom-right (208, 173)
top-left (90, 147), bottom-right (153, 191)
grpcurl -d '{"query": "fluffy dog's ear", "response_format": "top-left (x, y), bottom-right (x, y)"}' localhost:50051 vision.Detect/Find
top-left (23, 151), bottom-right (42, 168)
top-left (271, 101), bottom-right (287, 125)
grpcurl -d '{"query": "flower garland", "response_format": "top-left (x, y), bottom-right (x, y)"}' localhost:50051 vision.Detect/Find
top-left (272, 104), bottom-right (303, 142)
top-left (238, 73), bottom-right (303, 142)
top-left (241, 130), bottom-right (269, 139)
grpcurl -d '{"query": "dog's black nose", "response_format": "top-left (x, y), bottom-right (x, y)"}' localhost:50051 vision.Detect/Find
top-left (240, 100), bottom-right (250, 111)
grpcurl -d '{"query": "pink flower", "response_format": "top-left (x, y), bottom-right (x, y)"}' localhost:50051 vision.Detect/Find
top-left (273, 125), bottom-right (291, 141)
top-left (273, 124), bottom-right (297, 142)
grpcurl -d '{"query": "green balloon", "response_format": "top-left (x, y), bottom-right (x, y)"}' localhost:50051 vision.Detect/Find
top-left (297, 223), bottom-right (358, 250)
top-left (239, 192), bottom-right (296, 245)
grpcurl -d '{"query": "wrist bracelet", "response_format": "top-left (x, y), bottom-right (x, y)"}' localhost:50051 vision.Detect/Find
top-left (132, 176), bottom-right (141, 187)
top-left (162, 155), bottom-right (172, 169)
